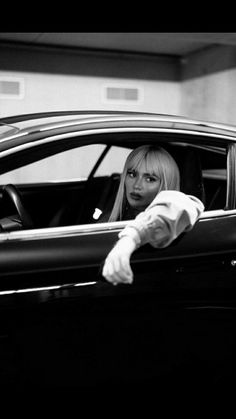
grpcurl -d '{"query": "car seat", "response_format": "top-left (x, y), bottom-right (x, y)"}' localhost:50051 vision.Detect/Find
top-left (180, 148), bottom-right (206, 204)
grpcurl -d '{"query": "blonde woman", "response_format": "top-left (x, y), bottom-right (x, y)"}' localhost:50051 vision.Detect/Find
top-left (108, 145), bottom-right (180, 222)
top-left (102, 145), bottom-right (204, 285)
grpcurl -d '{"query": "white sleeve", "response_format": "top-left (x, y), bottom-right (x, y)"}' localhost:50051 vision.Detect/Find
top-left (118, 190), bottom-right (204, 248)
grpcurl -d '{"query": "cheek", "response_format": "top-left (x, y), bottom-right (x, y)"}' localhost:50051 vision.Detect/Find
top-left (145, 184), bottom-right (160, 200)
top-left (125, 177), bottom-right (132, 191)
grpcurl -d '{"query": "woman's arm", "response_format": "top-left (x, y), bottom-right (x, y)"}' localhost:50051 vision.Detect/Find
top-left (102, 191), bottom-right (204, 285)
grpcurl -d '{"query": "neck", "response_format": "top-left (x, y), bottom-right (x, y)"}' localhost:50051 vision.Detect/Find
top-left (123, 204), bottom-right (142, 220)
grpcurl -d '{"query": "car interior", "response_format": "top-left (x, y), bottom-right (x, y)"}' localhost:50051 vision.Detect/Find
top-left (0, 133), bottom-right (228, 232)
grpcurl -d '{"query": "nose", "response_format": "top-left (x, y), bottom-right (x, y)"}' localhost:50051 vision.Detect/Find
top-left (133, 176), bottom-right (143, 190)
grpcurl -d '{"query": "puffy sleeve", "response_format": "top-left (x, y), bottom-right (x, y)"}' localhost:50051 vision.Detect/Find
top-left (118, 190), bottom-right (204, 248)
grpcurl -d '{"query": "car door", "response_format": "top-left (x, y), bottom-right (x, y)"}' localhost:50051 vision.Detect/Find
top-left (0, 209), bottom-right (236, 389)
top-left (0, 130), bottom-right (235, 388)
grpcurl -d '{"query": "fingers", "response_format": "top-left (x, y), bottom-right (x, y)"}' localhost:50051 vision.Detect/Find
top-left (102, 236), bottom-right (136, 286)
top-left (102, 254), bottom-right (133, 286)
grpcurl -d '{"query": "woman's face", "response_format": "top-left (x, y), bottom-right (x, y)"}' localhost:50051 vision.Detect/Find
top-left (125, 160), bottom-right (161, 212)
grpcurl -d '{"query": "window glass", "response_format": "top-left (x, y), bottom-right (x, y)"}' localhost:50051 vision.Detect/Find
top-left (0, 144), bottom-right (132, 185)
top-left (95, 146), bottom-right (131, 176)
top-left (0, 144), bottom-right (107, 184)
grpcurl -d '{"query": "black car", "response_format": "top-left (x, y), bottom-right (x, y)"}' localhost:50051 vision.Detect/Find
top-left (0, 110), bottom-right (235, 389)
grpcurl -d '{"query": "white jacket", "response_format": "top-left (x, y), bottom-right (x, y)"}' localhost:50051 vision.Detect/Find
top-left (118, 190), bottom-right (204, 248)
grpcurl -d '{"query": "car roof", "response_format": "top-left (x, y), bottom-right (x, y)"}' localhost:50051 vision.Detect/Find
top-left (0, 110), bottom-right (236, 148)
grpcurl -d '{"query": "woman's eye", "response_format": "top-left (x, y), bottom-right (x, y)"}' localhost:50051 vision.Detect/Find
top-left (127, 171), bottom-right (135, 178)
top-left (146, 176), bottom-right (156, 182)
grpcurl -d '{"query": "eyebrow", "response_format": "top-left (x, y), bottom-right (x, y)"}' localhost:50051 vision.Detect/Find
top-left (128, 168), bottom-right (158, 177)
top-left (144, 173), bottom-right (159, 178)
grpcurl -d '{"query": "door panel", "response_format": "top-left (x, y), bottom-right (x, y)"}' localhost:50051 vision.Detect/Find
top-left (1, 212), bottom-right (236, 388)
top-left (0, 212), bottom-right (236, 303)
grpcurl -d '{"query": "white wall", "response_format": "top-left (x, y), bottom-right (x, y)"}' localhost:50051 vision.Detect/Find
top-left (180, 46), bottom-right (236, 125)
top-left (0, 71), bottom-right (181, 117)
top-left (181, 69), bottom-right (236, 125)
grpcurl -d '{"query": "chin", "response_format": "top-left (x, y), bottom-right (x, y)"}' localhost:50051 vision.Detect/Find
top-left (132, 204), bottom-right (146, 212)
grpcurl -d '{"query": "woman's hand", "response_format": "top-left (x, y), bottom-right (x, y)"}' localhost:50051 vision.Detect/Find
top-left (102, 236), bottom-right (137, 285)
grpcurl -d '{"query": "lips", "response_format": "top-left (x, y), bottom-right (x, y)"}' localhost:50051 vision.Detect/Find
top-left (130, 192), bottom-right (142, 200)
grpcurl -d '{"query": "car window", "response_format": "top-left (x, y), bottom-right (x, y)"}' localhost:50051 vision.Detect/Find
top-left (0, 139), bottom-right (229, 236)
top-left (95, 146), bottom-right (131, 176)
top-left (0, 144), bottom-right (132, 185)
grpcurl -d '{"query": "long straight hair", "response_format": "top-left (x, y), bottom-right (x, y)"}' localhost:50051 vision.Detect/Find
top-left (109, 145), bottom-right (180, 221)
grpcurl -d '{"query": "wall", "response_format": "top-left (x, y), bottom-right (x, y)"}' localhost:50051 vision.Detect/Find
top-left (180, 45), bottom-right (236, 125)
top-left (2, 42), bottom-right (236, 125)
top-left (0, 71), bottom-right (181, 117)
top-left (0, 43), bottom-right (181, 117)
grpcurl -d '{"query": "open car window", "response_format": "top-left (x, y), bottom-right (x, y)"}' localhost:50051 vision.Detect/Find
top-left (0, 144), bottom-right (131, 184)
top-left (0, 132), bottom-right (230, 234)
top-left (0, 144), bottom-right (107, 184)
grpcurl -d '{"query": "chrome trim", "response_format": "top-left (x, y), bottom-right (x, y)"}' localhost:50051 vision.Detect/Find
top-left (0, 130), bottom-right (29, 144)
top-left (0, 112), bottom-right (236, 145)
top-left (37, 114), bottom-right (164, 132)
top-left (0, 281), bottom-right (97, 296)
top-left (0, 220), bottom-right (128, 242)
top-left (200, 209), bottom-right (236, 219)
top-left (0, 210), bottom-right (234, 242)
top-left (11, 113), bottom-right (236, 133)
top-left (2, 112), bottom-right (236, 137)
top-left (36, 113), bottom-right (218, 133)
top-left (0, 127), bottom-right (234, 160)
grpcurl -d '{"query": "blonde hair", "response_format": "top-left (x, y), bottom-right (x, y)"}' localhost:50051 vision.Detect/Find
top-left (109, 145), bottom-right (180, 221)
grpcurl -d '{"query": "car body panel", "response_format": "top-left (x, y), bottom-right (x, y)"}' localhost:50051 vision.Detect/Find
top-left (0, 210), bottom-right (236, 299)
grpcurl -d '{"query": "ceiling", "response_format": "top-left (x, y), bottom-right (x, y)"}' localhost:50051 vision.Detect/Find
top-left (1, 33), bottom-right (236, 57)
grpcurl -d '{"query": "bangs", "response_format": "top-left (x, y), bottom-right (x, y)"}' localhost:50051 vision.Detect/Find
top-left (109, 145), bottom-right (180, 221)
top-left (128, 150), bottom-right (161, 177)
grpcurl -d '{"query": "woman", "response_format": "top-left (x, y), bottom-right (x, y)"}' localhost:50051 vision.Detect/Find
top-left (102, 145), bottom-right (204, 285)
top-left (108, 145), bottom-right (180, 221)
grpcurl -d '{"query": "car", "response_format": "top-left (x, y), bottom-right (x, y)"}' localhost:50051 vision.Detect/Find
top-left (0, 110), bottom-right (235, 389)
